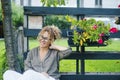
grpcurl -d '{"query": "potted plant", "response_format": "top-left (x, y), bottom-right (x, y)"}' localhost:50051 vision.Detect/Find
top-left (66, 16), bottom-right (118, 46)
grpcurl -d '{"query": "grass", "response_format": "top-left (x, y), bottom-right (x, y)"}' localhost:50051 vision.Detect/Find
top-left (0, 38), bottom-right (120, 73)
top-left (0, 40), bottom-right (6, 80)
top-left (0, 40), bottom-right (5, 49)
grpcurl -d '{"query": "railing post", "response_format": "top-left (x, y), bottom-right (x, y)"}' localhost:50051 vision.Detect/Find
top-left (80, 15), bottom-right (85, 75)
top-left (23, 15), bottom-right (29, 53)
top-left (76, 12), bottom-right (80, 74)
top-left (81, 46), bottom-right (85, 74)
top-left (76, 46), bottom-right (79, 74)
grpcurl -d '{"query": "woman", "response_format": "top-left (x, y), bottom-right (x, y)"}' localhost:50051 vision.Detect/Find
top-left (3, 25), bottom-right (72, 80)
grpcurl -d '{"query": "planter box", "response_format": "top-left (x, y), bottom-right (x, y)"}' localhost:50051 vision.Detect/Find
top-left (67, 30), bottom-right (109, 47)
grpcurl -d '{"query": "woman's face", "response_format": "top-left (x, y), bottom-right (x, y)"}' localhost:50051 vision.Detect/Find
top-left (39, 31), bottom-right (51, 48)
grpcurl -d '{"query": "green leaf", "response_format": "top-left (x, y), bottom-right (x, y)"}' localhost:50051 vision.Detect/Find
top-left (40, 0), bottom-right (65, 7)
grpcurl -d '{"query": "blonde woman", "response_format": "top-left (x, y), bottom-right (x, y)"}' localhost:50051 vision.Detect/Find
top-left (3, 25), bottom-right (72, 80)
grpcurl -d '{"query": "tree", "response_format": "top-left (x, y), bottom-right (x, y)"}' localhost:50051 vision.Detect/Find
top-left (1, 0), bottom-right (21, 72)
top-left (0, 3), bottom-right (23, 28)
top-left (11, 3), bottom-right (23, 27)
top-left (44, 15), bottom-right (71, 29)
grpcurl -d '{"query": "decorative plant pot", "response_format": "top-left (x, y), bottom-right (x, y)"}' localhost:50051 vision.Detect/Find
top-left (67, 30), bottom-right (110, 47)
top-left (68, 36), bottom-right (110, 47)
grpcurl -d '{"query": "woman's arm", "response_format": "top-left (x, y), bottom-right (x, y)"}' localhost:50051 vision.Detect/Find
top-left (24, 51), bottom-right (33, 71)
top-left (49, 44), bottom-right (72, 59)
top-left (49, 44), bottom-right (68, 51)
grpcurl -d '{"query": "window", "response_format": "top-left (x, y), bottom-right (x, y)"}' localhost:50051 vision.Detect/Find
top-left (95, 0), bottom-right (102, 8)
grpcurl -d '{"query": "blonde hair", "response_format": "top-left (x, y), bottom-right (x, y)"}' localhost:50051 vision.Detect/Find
top-left (37, 25), bottom-right (61, 41)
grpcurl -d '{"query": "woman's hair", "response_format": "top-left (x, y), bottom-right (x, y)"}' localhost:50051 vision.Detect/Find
top-left (37, 25), bottom-right (61, 41)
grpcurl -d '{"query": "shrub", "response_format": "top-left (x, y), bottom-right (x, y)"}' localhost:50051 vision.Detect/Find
top-left (44, 15), bottom-right (71, 30)
top-left (0, 2), bottom-right (23, 28)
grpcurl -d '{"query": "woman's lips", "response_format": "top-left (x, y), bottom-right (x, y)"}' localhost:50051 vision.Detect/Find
top-left (40, 41), bottom-right (46, 45)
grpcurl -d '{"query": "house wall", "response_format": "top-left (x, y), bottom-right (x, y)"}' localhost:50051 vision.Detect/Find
top-left (83, 0), bottom-right (120, 8)
top-left (26, 0), bottom-right (120, 8)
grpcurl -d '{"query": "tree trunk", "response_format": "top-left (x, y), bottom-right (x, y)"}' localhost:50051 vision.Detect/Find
top-left (1, 0), bottom-right (21, 72)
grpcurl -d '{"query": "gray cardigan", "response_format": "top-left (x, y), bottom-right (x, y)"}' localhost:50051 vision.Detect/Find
top-left (24, 46), bottom-right (72, 80)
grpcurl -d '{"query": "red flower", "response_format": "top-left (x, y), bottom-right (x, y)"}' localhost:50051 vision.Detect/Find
top-left (98, 38), bottom-right (103, 44)
top-left (118, 4), bottom-right (120, 8)
top-left (109, 27), bottom-right (118, 33)
top-left (93, 25), bottom-right (97, 30)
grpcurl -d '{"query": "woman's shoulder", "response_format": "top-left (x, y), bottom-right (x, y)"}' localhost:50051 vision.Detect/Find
top-left (31, 46), bottom-right (39, 51)
top-left (28, 46), bottom-right (39, 55)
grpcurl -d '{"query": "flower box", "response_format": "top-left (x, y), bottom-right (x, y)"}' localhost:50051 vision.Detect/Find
top-left (67, 30), bottom-right (110, 47)
top-left (66, 16), bottom-right (118, 47)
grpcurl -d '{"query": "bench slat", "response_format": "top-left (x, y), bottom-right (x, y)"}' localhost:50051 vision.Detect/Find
top-left (60, 74), bottom-right (120, 80)
top-left (24, 28), bottom-right (120, 38)
top-left (65, 51), bottom-right (120, 60)
top-left (24, 51), bottom-right (120, 60)
top-left (24, 7), bottom-right (120, 16)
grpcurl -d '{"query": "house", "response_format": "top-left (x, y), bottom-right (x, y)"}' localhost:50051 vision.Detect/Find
top-left (0, 0), bottom-right (120, 38)
top-left (13, 0), bottom-right (120, 29)
top-left (13, 0), bottom-right (120, 8)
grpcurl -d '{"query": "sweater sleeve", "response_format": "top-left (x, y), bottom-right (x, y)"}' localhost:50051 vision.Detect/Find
top-left (58, 47), bottom-right (72, 60)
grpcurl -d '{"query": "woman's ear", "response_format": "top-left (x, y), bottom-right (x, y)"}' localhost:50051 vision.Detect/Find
top-left (49, 44), bottom-right (51, 46)
top-left (49, 39), bottom-right (54, 46)
top-left (49, 40), bottom-right (52, 45)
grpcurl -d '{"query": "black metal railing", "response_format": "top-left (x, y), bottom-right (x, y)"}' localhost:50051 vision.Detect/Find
top-left (24, 7), bottom-right (120, 80)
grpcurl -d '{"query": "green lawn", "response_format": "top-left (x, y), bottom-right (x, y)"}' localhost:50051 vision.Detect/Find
top-left (0, 40), bottom-right (6, 79)
top-left (0, 38), bottom-right (120, 73)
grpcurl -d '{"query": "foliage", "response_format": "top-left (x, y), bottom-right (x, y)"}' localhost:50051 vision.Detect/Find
top-left (0, 2), bottom-right (23, 27)
top-left (66, 16), bottom-right (118, 46)
top-left (0, 3), bottom-right (2, 22)
top-left (0, 51), bottom-right (8, 80)
top-left (0, 40), bottom-right (8, 80)
top-left (40, 0), bottom-right (65, 7)
top-left (12, 3), bottom-right (23, 27)
top-left (44, 15), bottom-right (71, 29)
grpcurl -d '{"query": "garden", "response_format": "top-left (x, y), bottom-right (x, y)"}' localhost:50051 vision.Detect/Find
top-left (1, 38), bottom-right (120, 79)
top-left (1, 38), bottom-right (120, 78)
top-left (1, 1), bottom-right (120, 80)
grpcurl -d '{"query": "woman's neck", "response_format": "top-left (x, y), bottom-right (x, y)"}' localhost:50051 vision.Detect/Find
top-left (39, 47), bottom-right (49, 53)
top-left (39, 47), bottom-right (49, 61)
